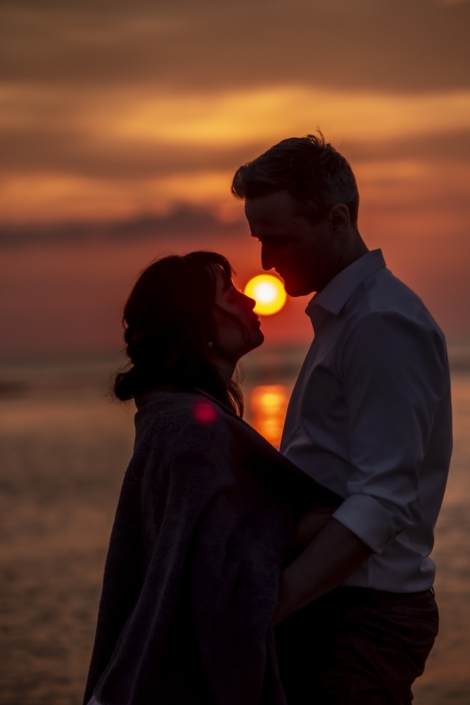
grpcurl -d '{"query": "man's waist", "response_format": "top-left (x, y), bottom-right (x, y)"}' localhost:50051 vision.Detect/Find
top-left (342, 550), bottom-right (435, 593)
top-left (332, 585), bottom-right (435, 604)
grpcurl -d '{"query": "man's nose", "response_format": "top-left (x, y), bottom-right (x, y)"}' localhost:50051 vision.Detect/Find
top-left (261, 245), bottom-right (274, 271)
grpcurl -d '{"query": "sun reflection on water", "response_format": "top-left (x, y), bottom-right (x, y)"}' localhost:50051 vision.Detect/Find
top-left (250, 384), bottom-right (289, 448)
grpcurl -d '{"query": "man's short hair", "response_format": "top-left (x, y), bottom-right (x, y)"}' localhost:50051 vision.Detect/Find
top-left (231, 133), bottom-right (359, 225)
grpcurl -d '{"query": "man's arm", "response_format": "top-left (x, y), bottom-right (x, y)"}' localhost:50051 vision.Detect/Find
top-left (273, 518), bottom-right (371, 625)
top-left (287, 507), bottom-right (335, 553)
top-left (274, 311), bottom-right (447, 625)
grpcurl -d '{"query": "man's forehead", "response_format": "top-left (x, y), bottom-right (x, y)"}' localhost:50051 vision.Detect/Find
top-left (245, 190), bottom-right (296, 218)
top-left (245, 196), bottom-right (307, 240)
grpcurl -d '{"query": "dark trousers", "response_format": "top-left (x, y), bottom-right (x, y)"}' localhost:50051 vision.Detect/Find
top-left (274, 587), bottom-right (438, 705)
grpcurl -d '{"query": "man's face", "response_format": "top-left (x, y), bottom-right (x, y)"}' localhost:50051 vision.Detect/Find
top-left (245, 190), bottom-right (338, 296)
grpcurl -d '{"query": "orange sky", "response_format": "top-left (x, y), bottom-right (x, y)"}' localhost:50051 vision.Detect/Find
top-left (1, 0), bottom-right (470, 354)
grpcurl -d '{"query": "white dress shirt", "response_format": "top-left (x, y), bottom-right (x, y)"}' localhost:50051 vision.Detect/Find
top-left (281, 249), bottom-right (452, 592)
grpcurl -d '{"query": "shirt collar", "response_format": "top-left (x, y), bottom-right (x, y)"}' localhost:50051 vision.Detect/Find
top-left (306, 249), bottom-right (386, 318)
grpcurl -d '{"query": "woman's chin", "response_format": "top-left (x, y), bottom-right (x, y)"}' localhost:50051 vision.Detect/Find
top-left (232, 329), bottom-right (265, 362)
top-left (236, 334), bottom-right (264, 361)
top-left (249, 329), bottom-right (265, 352)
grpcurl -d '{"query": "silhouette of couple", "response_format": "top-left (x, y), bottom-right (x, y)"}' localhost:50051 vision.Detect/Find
top-left (84, 135), bottom-right (452, 704)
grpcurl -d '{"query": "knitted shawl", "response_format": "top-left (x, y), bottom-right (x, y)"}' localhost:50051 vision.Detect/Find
top-left (84, 390), bottom-right (341, 705)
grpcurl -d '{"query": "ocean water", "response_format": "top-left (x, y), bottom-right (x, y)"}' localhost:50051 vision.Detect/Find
top-left (0, 345), bottom-right (469, 704)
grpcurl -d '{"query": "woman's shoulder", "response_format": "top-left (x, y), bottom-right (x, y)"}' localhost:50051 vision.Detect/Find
top-left (134, 388), bottom-right (293, 467)
top-left (136, 388), bottom-right (224, 422)
top-left (129, 390), bottom-right (249, 495)
top-left (130, 388), bottom-right (341, 508)
top-left (134, 389), bottom-right (234, 450)
top-left (133, 389), bottom-right (284, 471)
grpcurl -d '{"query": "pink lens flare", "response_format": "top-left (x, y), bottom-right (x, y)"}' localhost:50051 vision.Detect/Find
top-left (193, 399), bottom-right (218, 424)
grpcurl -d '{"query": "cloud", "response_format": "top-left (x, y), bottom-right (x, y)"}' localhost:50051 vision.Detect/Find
top-left (2, 84), bottom-right (470, 178)
top-left (0, 127), bottom-right (254, 178)
top-left (0, 203), bottom-right (246, 247)
top-left (1, 0), bottom-right (469, 354)
top-left (342, 129), bottom-right (470, 163)
top-left (1, 125), bottom-right (469, 224)
top-left (1, 0), bottom-right (469, 92)
top-left (1, 1), bottom-right (469, 224)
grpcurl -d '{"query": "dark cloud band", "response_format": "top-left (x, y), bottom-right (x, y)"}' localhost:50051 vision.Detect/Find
top-left (1, 0), bottom-right (469, 91)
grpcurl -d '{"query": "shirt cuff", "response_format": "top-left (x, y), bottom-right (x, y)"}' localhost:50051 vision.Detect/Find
top-left (332, 494), bottom-right (397, 554)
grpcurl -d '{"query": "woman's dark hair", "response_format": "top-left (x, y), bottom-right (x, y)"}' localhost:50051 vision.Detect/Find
top-left (113, 251), bottom-right (244, 416)
top-left (231, 132), bottom-right (359, 225)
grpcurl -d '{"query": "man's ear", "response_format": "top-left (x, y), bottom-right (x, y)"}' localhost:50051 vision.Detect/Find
top-left (329, 204), bottom-right (350, 237)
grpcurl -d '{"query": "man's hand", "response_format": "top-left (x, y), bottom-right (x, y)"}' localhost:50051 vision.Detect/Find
top-left (273, 518), bottom-right (372, 625)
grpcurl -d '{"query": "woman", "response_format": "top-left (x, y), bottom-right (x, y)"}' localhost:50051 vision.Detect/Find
top-left (83, 251), bottom-right (341, 705)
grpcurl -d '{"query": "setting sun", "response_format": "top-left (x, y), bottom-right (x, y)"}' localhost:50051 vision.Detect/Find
top-left (244, 274), bottom-right (287, 316)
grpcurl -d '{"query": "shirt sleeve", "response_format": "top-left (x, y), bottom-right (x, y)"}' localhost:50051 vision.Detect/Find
top-left (332, 310), bottom-right (446, 553)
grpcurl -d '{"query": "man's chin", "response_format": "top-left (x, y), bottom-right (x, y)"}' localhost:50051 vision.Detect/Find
top-left (284, 280), bottom-right (313, 297)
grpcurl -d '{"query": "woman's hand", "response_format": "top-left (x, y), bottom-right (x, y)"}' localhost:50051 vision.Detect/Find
top-left (288, 508), bottom-right (336, 553)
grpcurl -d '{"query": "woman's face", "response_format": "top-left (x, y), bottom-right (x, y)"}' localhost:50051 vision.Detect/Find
top-left (211, 268), bottom-right (264, 361)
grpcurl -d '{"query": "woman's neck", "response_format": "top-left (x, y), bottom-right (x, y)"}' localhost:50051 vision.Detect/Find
top-left (206, 349), bottom-right (236, 389)
top-left (214, 358), bottom-right (236, 388)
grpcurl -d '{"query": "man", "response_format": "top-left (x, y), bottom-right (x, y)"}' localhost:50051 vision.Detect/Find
top-left (231, 134), bottom-right (452, 704)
